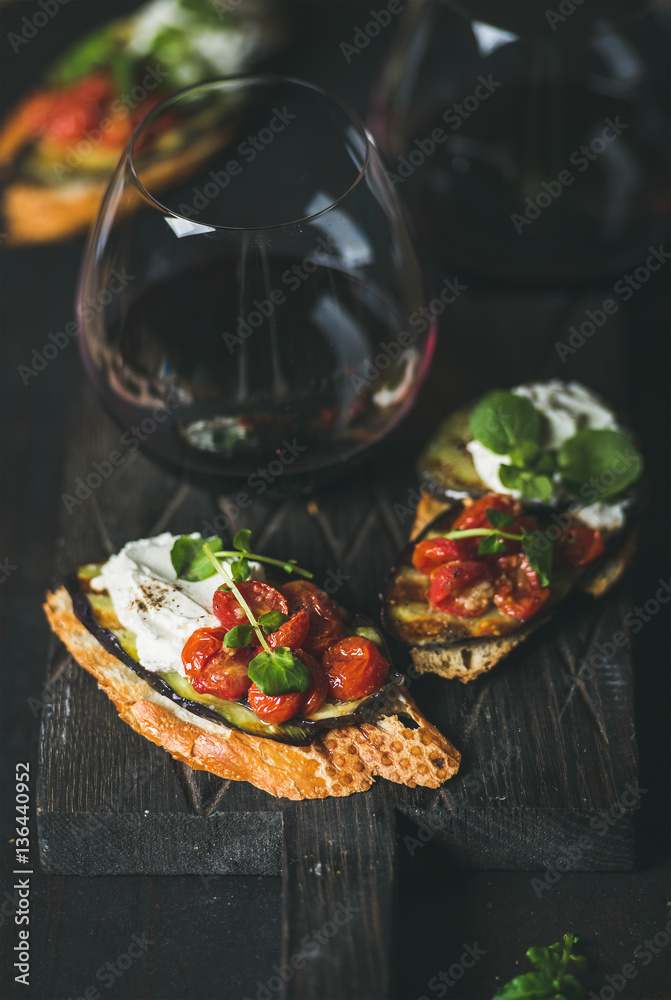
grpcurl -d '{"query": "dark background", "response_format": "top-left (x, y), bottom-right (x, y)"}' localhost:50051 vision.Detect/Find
top-left (1, 2), bottom-right (669, 999)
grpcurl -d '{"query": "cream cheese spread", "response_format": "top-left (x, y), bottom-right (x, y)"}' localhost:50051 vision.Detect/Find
top-left (92, 532), bottom-right (259, 676)
top-left (466, 380), bottom-right (629, 530)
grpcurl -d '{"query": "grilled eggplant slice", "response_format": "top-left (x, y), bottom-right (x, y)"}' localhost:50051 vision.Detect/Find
top-left (382, 500), bottom-right (637, 683)
top-left (66, 564), bottom-right (405, 746)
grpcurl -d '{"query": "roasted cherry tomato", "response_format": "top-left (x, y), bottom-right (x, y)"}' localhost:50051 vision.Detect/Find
top-left (281, 581), bottom-right (345, 658)
top-left (452, 494), bottom-right (520, 532)
top-left (428, 560), bottom-right (495, 617)
top-left (181, 627), bottom-right (252, 700)
top-left (322, 636), bottom-right (389, 701)
top-left (493, 555), bottom-right (550, 620)
top-left (267, 609), bottom-right (310, 651)
top-left (213, 581), bottom-right (288, 634)
top-left (247, 684), bottom-right (306, 724)
top-left (412, 537), bottom-right (475, 573)
top-left (554, 526), bottom-right (605, 570)
top-left (296, 649), bottom-right (328, 716)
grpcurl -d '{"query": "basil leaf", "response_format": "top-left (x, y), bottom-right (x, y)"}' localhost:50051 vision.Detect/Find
top-left (493, 970), bottom-right (556, 999)
top-left (534, 451), bottom-right (558, 475)
top-left (486, 508), bottom-right (515, 529)
top-left (223, 624), bottom-right (254, 648)
top-left (470, 390), bottom-right (542, 455)
top-left (233, 529), bottom-right (252, 553)
top-left (526, 947), bottom-right (562, 973)
top-left (248, 647), bottom-right (310, 696)
top-left (560, 974), bottom-right (588, 999)
top-left (557, 429), bottom-right (643, 502)
top-left (509, 441), bottom-right (540, 467)
top-left (478, 535), bottom-right (507, 555)
top-left (499, 465), bottom-right (554, 501)
top-left (170, 536), bottom-right (223, 581)
top-left (230, 557), bottom-right (250, 583)
top-left (258, 611), bottom-right (290, 634)
top-left (522, 530), bottom-right (553, 588)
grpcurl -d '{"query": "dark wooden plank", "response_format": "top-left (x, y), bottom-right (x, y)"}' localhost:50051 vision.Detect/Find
top-left (281, 791), bottom-right (397, 1000)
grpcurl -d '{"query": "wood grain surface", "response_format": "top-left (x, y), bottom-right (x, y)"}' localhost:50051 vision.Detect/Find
top-left (1, 3), bottom-right (669, 1000)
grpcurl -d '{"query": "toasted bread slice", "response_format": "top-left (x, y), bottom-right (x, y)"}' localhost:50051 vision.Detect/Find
top-left (385, 498), bottom-right (638, 685)
top-left (2, 130), bottom-right (225, 245)
top-left (44, 585), bottom-right (460, 800)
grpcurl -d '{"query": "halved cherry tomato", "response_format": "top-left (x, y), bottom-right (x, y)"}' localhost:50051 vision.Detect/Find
top-left (296, 649), bottom-right (328, 716)
top-left (452, 494), bottom-right (520, 531)
top-left (322, 636), bottom-right (389, 701)
top-left (181, 627), bottom-right (252, 700)
top-left (247, 684), bottom-right (305, 724)
top-left (428, 560), bottom-right (495, 617)
top-left (213, 581), bottom-right (288, 634)
top-left (281, 581), bottom-right (345, 658)
top-left (493, 555), bottom-right (550, 620)
top-left (412, 537), bottom-right (475, 573)
top-left (268, 609), bottom-right (310, 651)
top-left (554, 526), bottom-right (605, 570)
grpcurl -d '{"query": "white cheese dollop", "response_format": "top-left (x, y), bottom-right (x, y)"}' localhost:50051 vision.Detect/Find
top-left (466, 380), bottom-right (627, 529)
top-left (95, 532), bottom-right (260, 676)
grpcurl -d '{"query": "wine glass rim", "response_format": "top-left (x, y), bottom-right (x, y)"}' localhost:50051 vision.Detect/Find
top-left (127, 73), bottom-right (372, 232)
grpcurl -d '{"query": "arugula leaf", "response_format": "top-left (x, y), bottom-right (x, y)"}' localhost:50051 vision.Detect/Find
top-left (230, 557), bottom-right (250, 583)
top-left (258, 611), bottom-right (290, 634)
top-left (486, 508), bottom-right (515, 529)
top-left (233, 529), bottom-right (252, 553)
top-left (470, 390), bottom-right (543, 455)
top-left (478, 535), bottom-right (507, 555)
top-left (522, 530), bottom-right (553, 587)
top-left (171, 536), bottom-right (223, 581)
top-left (248, 647), bottom-right (311, 696)
top-left (557, 429), bottom-right (643, 502)
top-left (223, 624), bottom-right (254, 648)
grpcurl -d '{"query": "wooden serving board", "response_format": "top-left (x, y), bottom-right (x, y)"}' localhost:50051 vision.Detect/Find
top-left (38, 291), bottom-right (640, 999)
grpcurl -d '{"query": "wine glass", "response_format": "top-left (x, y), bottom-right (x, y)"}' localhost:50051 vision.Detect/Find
top-left (76, 75), bottom-right (434, 487)
top-left (370, 0), bottom-right (671, 283)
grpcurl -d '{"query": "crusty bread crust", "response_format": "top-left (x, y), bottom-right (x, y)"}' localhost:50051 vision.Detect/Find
top-left (406, 497), bottom-right (638, 683)
top-left (44, 586), bottom-right (460, 800)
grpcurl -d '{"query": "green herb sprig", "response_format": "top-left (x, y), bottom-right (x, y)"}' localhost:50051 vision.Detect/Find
top-left (492, 933), bottom-right (587, 999)
top-left (469, 390), bottom-right (643, 503)
top-left (444, 508), bottom-right (553, 587)
top-left (170, 533), bottom-right (311, 698)
top-left (170, 529), bottom-right (313, 584)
